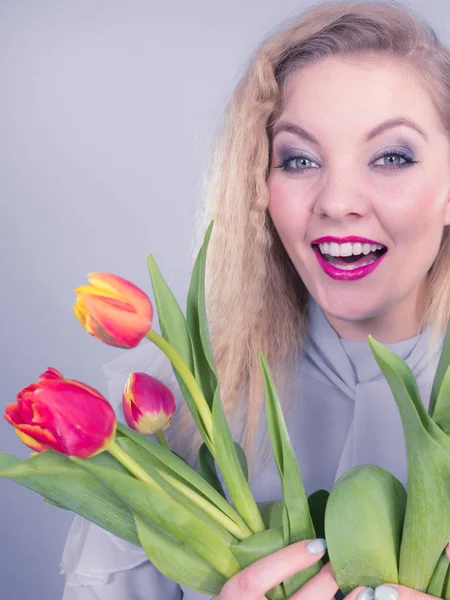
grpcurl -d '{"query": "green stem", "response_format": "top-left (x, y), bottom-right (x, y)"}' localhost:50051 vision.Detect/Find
top-left (146, 330), bottom-right (214, 445)
top-left (160, 470), bottom-right (251, 540)
top-left (108, 442), bottom-right (162, 491)
top-left (145, 331), bottom-right (264, 537)
top-left (155, 429), bottom-right (170, 450)
top-left (109, 440), bottom-right (251, 540)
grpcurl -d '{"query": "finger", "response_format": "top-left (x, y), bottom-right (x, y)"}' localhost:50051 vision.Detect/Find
top-left (345, 586), bottom-right (375, 600)
top-left (374, 583), bottom-right (441, 599)
top-left (290, 561), bottom-right (339, 599)
top-left (219, 539), bottom-right (326, 599)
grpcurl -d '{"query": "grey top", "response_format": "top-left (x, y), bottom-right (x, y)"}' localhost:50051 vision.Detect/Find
top-left (60, 295), bottom-right (444, 599)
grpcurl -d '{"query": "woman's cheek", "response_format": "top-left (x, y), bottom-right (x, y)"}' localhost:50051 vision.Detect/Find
top-left (268, 178), bottom-right (305, 230)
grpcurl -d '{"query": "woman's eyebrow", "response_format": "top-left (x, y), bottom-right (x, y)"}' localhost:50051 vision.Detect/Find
top-left (271, 116), bottom-right (429, 144)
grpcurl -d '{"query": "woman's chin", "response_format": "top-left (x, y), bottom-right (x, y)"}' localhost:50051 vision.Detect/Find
top-left (316, 294), bottom-right (385, 327)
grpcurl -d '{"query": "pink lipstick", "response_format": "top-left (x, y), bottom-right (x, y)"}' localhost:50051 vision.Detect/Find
top-left (311, 236), bottom-right (388, 281)
top-left (311, 235), bottom-right (385, 245)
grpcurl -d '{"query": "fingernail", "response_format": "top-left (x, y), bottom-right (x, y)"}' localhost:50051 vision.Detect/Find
top-left (357, 588), bottom-right (374, 600)
top-left (375, 585), bottom-right (399, 600)
top-left (306, 538), bottom-right (327, 554)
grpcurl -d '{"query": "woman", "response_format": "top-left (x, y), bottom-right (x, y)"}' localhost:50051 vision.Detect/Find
top-left (61, 1), bottom-right (450, 599)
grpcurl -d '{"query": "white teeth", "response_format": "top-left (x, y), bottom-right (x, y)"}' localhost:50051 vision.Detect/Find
top-left (318, 241), bottom-right (384, 257)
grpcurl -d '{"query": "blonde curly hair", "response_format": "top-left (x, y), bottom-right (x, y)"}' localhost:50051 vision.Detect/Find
top-left (170, 1), bottom-right (450, 477)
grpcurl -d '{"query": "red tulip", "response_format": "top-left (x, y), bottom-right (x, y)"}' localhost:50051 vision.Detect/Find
top-left (122, 372), bottom-right (176, 435)
top-left (73, 272), bottom-right (153, 349)
top-left (5, 367), bottom-right (117, 458)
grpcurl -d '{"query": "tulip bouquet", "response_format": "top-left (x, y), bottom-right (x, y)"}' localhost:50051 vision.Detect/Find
top-left (2, 220), bottom-right (450, 599)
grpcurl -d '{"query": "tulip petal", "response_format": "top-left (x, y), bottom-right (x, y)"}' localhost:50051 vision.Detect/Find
top-left (122, 372), bottom-right (176, 434)
top-left (39, 368), bottom-right (64, 381)
top-left (75, 289), bottom-right (134, 312)
top-left (6, 372), bottom-right (117, 459)
top-left (73, 273), bottom-right (152, 348)
top-left (15, 423), bottom-right (59, 450)
top-left (73, 284), bottom-right (124, 302)
top-left (16, 387), bottom-right (56, 430)
top-left (87, 272), bottom-right (152, 318)
top-left (15, 428), bottom-right (51, 452)
top-left (64, 378), bottom-right (107, 401)
top-left (4, 403), bottom-right (22, 426)
top-left (73, 298), bottom-right (87, 327)
top-left (47, 381), bottom-right (115, 453)
top-left (80, 294), bottom-right (151, 348)
top-left (137, 411), bottom-right (174, 435)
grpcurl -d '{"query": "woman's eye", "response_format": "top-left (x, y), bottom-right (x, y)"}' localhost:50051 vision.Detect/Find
top-left (372, 151), bottom-right (416, 170)
top-left (274, 150), bottom-right (417, 175)
top-left (274, 155), bottom-right (320, 174)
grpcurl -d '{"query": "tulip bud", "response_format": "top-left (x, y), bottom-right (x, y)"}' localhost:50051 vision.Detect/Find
top-left (122, 372), bottom-right (176, 435)
top-left (73, 273), bottom-right (153, 349)
top-left (4, 367), bottom-right (117, 458)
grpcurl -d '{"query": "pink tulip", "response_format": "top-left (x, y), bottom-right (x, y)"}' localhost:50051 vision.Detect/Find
top-left (122, 372), bottom-right (176, 435)
top-left (5, 367), bottom-right (117, 458)
top-left (74, 272), bottom-right (153, 349)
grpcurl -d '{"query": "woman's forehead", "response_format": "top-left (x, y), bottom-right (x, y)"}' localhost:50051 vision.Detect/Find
top-left (275, 56), bottom-right (442, 142)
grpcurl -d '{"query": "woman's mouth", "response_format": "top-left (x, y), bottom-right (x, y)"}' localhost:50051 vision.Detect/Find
top-left (311, 240), bottom-right (388, 281)
top-left (313, 241), bottom-right (387, 269)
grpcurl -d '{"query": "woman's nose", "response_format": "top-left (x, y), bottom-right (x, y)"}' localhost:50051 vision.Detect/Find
top-left (313, 171), bottom-right (370, 222)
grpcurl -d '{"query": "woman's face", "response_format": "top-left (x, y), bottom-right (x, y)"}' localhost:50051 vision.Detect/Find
top-left (267, 55), bottom-right (450, 342)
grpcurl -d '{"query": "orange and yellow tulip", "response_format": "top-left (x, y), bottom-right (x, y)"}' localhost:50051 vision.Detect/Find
top-left (73, 272), bottom-right (153, 349)
top-left (122, 372), bottom-right (176, 435)
top-left (4, 367), bottom-right (117, 458)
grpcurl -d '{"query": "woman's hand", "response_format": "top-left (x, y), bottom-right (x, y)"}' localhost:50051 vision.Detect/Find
top-left (216, 541), bottom-right (450, 599)
top-left (216, 538), bottom-right (339, 599)
top-left (349, 544), bottom-right (450, 600)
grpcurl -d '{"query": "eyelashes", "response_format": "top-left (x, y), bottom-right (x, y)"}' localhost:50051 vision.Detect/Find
top-left (274, 149), bottom-right (419, 175)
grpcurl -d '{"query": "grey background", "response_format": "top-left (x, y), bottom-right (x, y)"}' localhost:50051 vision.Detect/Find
top-left (0, 1), bottom-right (446, 598)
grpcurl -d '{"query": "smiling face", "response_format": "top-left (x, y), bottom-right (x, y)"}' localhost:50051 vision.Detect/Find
top-left (267, 55), bottom-right (450, 342)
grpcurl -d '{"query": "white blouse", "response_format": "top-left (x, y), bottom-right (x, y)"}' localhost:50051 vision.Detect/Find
top-left (60, 296), bottom-right (444, 599)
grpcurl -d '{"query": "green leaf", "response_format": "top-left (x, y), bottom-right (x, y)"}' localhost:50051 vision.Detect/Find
top-left (445, 565), bottom-right (450, 600)
top-left (116, 424), bottom-right (249, 536)
top-left (133, 510), bottom-right (226, 595)
top-left (431, 364), bottom-right (450, 434)
top-left (147, 254), bottom-right (194, 373)
top-left (369, 335), bottom-right (450, 591)
top-left (71, 454), bottom-right (241, 579)
top-left (114, 435), bottom-right (235, 545)
top-left (231, 527), bottom-right (287, 600)
top-left (0, 452), bottom-right (21, 469)
top-left (436, 415), bottom-right (450, 436)
top-left (147, 254), bottom-right (212, 445)
top-left (234, 442), bottom-right (249, 481)
top-left (230, 527), bottom-right (284, 569)
top-left (258, 500), bottom-right (284, 529)
top-left (198, 442), bottom-right (226, 497)
top-left (325, 465), bottom-right (406, 595)
top-left (308, 489), bottom-right (329, 542)
top-left (196, 222), bottom-right (217, 378)
top-left (0, 450), bottom-right (140, 545)
top-left (211, 385), bottom-right (265, 534)
top-left (429, 315), bottom-right (450, 417)
top-left (427, 551), bottom-right (449, 597)
top-left (186, 222), bottom-right (217, 407)
top-left (259, 352), bottom-right (319, 595)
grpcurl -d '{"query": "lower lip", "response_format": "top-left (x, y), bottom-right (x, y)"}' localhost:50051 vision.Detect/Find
top-left (312, 246), bottom-right (387, 281)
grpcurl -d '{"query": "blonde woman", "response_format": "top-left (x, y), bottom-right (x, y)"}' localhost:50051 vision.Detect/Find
top-left (61, 2), bottom-right (450, 599)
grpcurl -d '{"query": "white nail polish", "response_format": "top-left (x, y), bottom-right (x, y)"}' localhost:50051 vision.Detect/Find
top-left (306, 538), bottom-right (327, 554)
top-left (375, 585), bottom-right (399, 600)
top-left (357, 588), bottom-right (374, 600)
